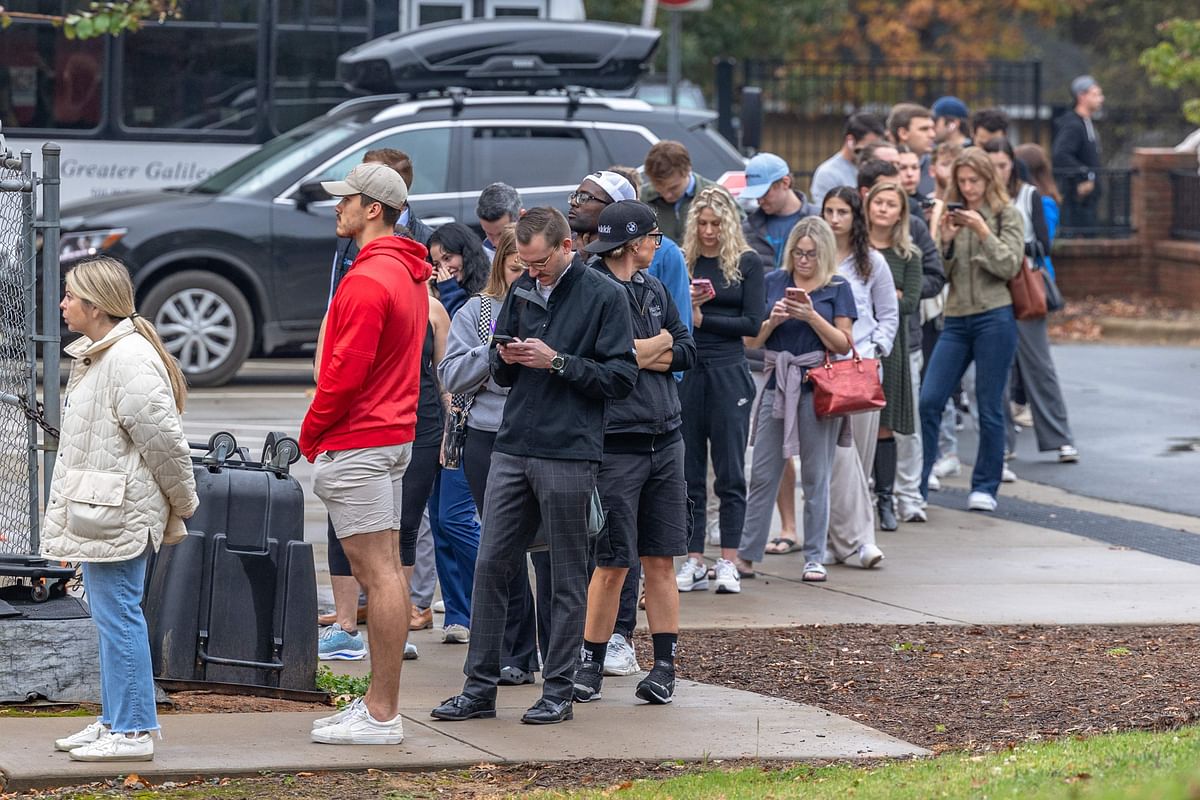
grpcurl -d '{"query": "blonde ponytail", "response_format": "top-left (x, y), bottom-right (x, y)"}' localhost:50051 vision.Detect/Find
top-left (65, 257), bottom-right (189, 412)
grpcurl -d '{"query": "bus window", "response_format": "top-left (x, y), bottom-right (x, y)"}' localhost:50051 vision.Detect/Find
top-left (120, 25), bottom-right (259, 132)
top-left (304, 126), bottom-right (453, 195)
top-left (271, 30), bottom-right (365, 134)
top-left (0, 25), bottom-right (103, 131)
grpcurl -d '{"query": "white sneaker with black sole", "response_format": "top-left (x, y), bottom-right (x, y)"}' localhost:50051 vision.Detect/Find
top-left (712, 558), bottom-right (741, 594)
top-left (675, 557), bottom-right (708, 592)
top-left (311, 701), bottom-right (404, 745)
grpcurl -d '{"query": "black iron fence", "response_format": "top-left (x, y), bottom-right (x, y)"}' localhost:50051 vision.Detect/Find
top-left (1170, 170), bottom-right (1200, 241)
top-left (1053, 168), bottom-right (1133, 239)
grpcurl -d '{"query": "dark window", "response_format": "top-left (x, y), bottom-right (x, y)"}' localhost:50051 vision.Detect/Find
top-left (271, 29), bottom-right (366, 133)
top-left (597, 128), bottom-right (657, 171)
top-left (418, 2), bottom-right (468, 26)
top-left (468, 127), bottom-right (589, 190)
top-left (306, 127), bottom-right (454, 195)
top-left (121, 25), bottom-right (259, 132)
top-left (493, 7), bottom-right (540, 16)
top-left (0, 25), bottom-right (104, 131)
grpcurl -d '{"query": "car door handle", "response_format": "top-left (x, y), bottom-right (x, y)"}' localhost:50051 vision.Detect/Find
top-left (421, 216), bottom-right (455, 228)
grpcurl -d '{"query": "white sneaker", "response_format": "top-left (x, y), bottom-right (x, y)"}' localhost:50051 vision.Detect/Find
top-left (927, 474), bottom-right (942, 492)
top-left (442, 624), bottom-right (470, 643)
top-left (713, 558), bottom-right (741, 594)
top-left (1012, 404), bottom-right (1034, 428)
top-left (432, 600), bottom-right (445, 614)
top-left (313, 697), bottom-right (365, 730)
top-left (55, 718), bottom-right (108, 751)
top-left (967, 491), bottom-right (998, 512)
top-left (603, 633), bottom-right (640, 676)
top-left (68, 732), bottom-right (153, 762)
top-left (933, 454), bottom-right (962, 478)
top-left (1058, 445), bottom-right (1079, 463)
top-left (857, 543), bottom-right (884, 569)
top-left (897, 501), bottom-right (927, 523)
top-left (675, 557), bottom-right (709, 592)
top-left (405, 641), bottom-right (419, 660)
top-left (310, 701), bottom-right (404, 745)
top-left (1001, 465), bottom-right (1017, 483)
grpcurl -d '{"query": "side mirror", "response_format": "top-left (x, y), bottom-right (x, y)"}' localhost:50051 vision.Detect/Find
top-left (295, 180), bottom-right (331, 212)
top-left (740, 86), bottom-right (763, 154)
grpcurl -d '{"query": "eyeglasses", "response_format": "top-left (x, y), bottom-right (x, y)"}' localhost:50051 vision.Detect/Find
top-left (568, 190), bottom-right (611, 207)
top-left (645, 233), bottom-right (664, 247)
top-left (516, 250), bottom-right (558, 271)
top-left (792, 249), bottom-right (818, 261)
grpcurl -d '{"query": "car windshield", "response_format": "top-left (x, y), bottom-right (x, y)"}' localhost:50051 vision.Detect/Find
top-left (191, 118), bottom-right (365, 196)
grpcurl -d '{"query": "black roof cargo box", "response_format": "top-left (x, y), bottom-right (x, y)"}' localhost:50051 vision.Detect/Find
top-left (338, 19), bottom-right (660, 95)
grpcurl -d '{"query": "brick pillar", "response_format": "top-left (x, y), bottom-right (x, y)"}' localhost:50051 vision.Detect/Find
top-left (1132, 148), bottom-right (1195, 244)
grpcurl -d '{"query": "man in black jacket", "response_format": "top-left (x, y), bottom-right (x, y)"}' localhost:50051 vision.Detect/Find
top-left (571, 201), bottom-right (695, 707)
top-left (1053, 75), bottom-right (1105, 234)
top-left (431, 207), bottom-right (637, 726)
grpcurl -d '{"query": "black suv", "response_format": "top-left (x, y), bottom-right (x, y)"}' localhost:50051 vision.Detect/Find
top-left (56, 21), bottom-right (746, 386)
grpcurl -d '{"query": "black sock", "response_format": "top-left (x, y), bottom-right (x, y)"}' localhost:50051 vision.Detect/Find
top-left (651, 632), bottom-right (677, 667)
top-left (581, 639), bottom-right (607, 665)
top-left (874, 436), bottom-right (897, 497)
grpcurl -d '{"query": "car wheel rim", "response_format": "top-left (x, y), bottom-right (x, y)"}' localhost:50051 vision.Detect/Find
top-left (153, 288), bottom-right (238, 376)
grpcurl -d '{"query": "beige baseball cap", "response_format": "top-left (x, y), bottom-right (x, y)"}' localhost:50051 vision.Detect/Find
top-left (321, 163), bottom-right (408, 210)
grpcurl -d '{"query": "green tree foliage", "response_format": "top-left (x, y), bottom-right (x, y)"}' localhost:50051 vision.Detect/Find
top-left (1140, 18), bottom-right (1200, 125)
top-left (0, 0), bottom-right (180, 38)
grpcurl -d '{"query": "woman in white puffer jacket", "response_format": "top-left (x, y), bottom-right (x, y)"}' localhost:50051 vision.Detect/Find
top-left (42, 256), bottom-right (198, 763)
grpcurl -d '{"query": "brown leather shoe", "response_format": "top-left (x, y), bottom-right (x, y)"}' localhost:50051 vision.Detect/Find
top-left (410, 606), bottom-right (433, 631)
top-left (316, 604), bottom-right (368, 627)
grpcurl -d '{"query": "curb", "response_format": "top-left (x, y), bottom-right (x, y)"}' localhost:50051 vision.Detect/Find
top-left (1091, 316), bottom-right (1200, 344)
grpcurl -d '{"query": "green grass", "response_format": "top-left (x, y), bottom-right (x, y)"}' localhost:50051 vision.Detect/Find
top-left (0, 704), bottom-right (93, 718)
top-left (536, 725), bottom-right (1200, 799)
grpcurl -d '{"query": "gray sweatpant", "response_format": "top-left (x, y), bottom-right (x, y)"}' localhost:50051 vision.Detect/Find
top-left (826, 410), bottom-right (881, 563)
top-left (1010, 317), bottom-right (1074, 452)
top-left (409, 509), bottom-right (436, 609)
top-left (738, 389), bottom-right (840, 565)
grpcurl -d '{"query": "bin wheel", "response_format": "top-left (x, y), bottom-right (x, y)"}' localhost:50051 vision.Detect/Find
top-left (274, 436), bottom-right (301, 466)
top-left (207, 431), bottom-right (237, 454)
top-left (30, 582), bottom-right (50, 603)
top-left (51, 578), bottom-right (69, 598)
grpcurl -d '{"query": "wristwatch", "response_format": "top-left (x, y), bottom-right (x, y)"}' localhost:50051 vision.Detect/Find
top-left (550, 353), bottom-right (567, 374)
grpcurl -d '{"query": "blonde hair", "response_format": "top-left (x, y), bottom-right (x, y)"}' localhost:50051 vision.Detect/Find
top-left (781, 217), bottom-right (839, 288)
top-left (65, 257), bottom-right (188, 412)
top-left (482, 224), bottom-right (518, 299)
top-left (681, 186), bottom-right (752, 286)
top-left (866, 182), bottom-right (920, 259)
top-left (943, 147), bottom-right (1010, 214)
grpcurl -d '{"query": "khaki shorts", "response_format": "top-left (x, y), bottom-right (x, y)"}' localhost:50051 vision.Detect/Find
top-left (312, 443), bottom-right (412, 539)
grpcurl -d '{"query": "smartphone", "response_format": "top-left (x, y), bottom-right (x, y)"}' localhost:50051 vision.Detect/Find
top-left (785, 287), bottom-right (808, 302)
top-left (692, 278), bottom-right (715, 294)
top-left (492, 334), bottom-right (517, 346)
top-left (945, 202), bottom-right (965, 213)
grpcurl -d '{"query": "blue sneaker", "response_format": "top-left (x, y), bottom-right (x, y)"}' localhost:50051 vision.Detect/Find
top-left (318, 625), bottom-right (366, 661)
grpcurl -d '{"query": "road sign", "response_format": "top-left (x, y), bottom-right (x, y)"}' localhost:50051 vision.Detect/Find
top-left (658, 0), bottom-right (712, 10)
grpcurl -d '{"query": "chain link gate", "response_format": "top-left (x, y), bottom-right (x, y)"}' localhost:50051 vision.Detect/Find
top-left (0, 125), bottom-right (70, 601)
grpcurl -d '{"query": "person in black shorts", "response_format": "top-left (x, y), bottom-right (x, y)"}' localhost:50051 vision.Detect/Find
top-left (571, 201), bottom-right (696, 705)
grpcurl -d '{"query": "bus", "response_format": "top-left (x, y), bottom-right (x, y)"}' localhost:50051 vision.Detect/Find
top-left (1, 0), bottom-right (584, 206)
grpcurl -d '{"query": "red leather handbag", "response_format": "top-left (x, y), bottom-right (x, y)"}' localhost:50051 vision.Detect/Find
top-left (1008, 255), bottom-right (1048, 321)
top-left (807, 335), bottom-right (887, 418)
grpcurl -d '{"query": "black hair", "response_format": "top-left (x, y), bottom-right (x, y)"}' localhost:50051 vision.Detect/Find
top-left (982, 137), bottom-right (1021, 197)
top-left (845, 111), bottom-right (887, 142)
top-left (822, 186), bottom-right (872, 282)
top-left (857, 159), bottom-right (898, 192)
top-left (971, 108), bottom-right (1010, 135)
top-left (427, 222), bottom-right (491, 296)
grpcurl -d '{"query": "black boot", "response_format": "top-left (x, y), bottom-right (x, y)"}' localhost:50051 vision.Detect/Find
top-left (874, 437), bottom-right (898, 531)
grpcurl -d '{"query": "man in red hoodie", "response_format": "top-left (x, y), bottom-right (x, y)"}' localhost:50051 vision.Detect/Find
top-left (300, 162), bottom-right (432, 745)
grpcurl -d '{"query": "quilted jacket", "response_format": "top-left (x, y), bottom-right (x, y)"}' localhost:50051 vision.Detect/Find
top-left (41, 319), bottom-right (198, 563)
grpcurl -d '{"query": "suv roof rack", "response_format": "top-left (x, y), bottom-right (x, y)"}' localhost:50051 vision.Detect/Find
top-left (338, 19), bottom-right (660, 95)
top-left (366, 92), bottom-right (655, 123)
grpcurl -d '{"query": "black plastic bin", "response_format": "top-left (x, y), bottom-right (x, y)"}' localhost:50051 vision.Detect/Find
top-left (143, 432), bottom-right (318, 693)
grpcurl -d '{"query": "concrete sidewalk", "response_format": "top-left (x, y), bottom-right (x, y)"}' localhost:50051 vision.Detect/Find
top-left (5, 477), bottom-right (1200, 791)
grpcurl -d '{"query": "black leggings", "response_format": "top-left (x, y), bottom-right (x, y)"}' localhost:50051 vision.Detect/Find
top-left (325, 443), bottom-right (441, 573)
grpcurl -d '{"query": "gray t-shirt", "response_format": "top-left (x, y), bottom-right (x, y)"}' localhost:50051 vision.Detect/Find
top-left (809, 153), bottom-right (859, 207)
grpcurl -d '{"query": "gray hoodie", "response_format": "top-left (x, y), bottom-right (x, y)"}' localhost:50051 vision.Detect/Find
top-left (437, 294), bottom-right (508, 433)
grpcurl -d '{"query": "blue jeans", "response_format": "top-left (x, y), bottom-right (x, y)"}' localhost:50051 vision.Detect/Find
top-left (428, 466), bottom-right (481, 629)
top-left (82, 547), bottom-right (158, 734)
top-left (919, 306), bottom-right (1017, 498)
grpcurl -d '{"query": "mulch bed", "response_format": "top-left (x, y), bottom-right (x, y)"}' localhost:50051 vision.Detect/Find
top-left (659, 624), bottom-right (1200, 754)
top-left (1049, 297), bottom-right (1200, 342)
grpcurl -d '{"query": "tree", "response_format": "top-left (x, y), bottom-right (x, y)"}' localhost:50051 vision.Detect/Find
top-left (1140, 18), bottom-right (1200, 125)
top-left (0, 0), bottom-right (180, 38)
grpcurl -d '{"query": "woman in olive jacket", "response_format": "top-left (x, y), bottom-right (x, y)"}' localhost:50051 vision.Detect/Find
top-left (42, 256), bottom-right (197, 762)
top-left (917, 147), bottom-right (1024, 513)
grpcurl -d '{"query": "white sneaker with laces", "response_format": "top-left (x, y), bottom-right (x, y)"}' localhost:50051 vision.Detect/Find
top-left (713, 558), bottom-right (741, 594)
top-left (55, 718), bottom-right (108, 751)
top-left (313, 697), bottom-right (365, 730)
top-left (857, 543), bottom-right (884, 569)
top-left (310, 701), bottom-right (404, 745)
top-left (933, 454), bottom-right (962, 478)
top-left (1001, 465), bottom-right (1017, 483)
top-left (68, 732), bottom-right (154, 762)
top-left (603, 633), bottom-right (640, 676)
top-left (675, 557), bottom-right (708, 592)
top-left (442, 624), bottom-right (470, 643)
top-left (967, 491), bottom-right (998, 512)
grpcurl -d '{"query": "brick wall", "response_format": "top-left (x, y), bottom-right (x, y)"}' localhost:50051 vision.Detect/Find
top-left (1052, 149), bottom-right (1200, 308)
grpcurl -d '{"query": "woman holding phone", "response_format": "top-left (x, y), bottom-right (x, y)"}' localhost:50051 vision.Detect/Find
top-left (676, 186), bottom-right (765, 596)
top-left (821, 187), bottom-right (895, 572)
top-left (738, 218), bottom-right (854, 582)
top-left (919, 147), bottom-right (1024, 512)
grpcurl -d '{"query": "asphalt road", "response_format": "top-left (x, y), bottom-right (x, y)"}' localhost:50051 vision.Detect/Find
top-left (183, 343), bottom-right (1200, 538)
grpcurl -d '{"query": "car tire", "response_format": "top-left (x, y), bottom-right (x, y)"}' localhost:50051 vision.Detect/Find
top-left (140, 270), bottom-right (254, 388)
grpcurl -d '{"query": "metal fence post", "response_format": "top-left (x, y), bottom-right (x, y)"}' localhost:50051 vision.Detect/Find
top-left (21, 150), bottom-right (39, 553)
top-left (714, 58), bottom-right (736, 146)
top-left (39, 143), bottom-right (62, 509)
